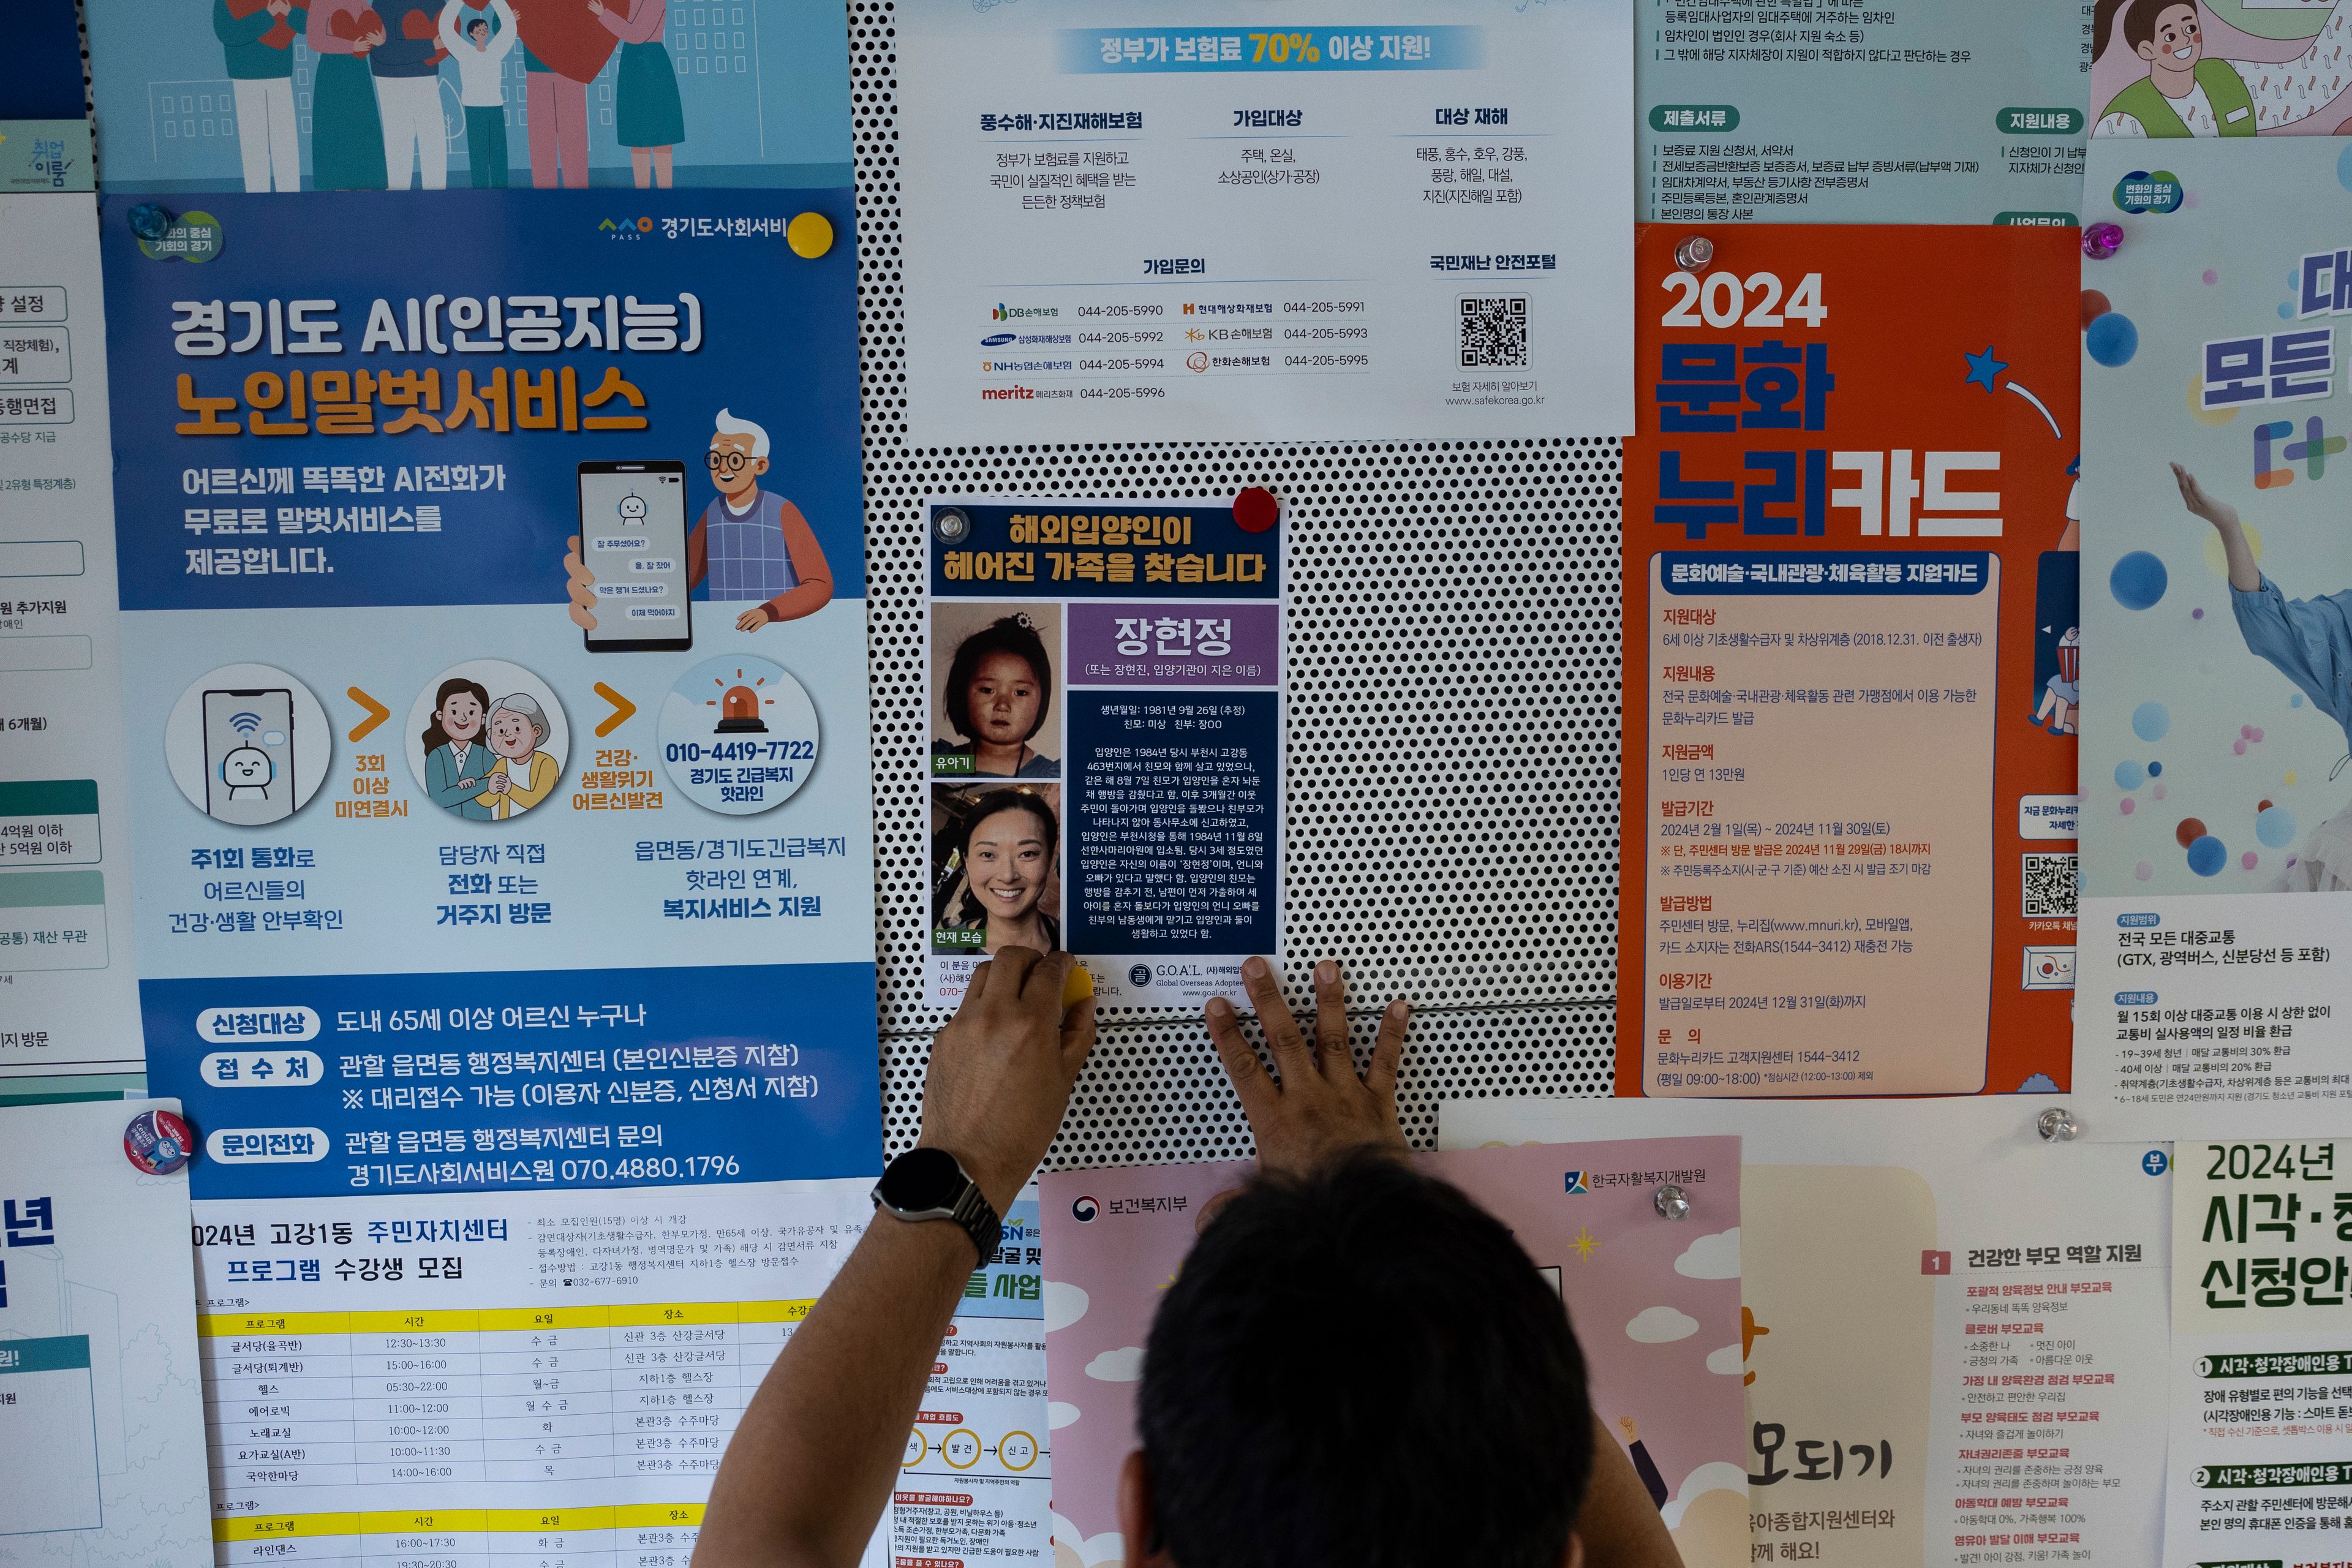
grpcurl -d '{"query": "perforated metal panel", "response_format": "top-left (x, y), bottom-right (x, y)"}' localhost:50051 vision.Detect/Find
top-left (848, 2), bottom-right (1626, 1166)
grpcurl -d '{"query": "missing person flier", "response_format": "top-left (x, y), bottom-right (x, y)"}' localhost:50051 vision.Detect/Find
top-left (922, 499), bottom-right (1283, 1011)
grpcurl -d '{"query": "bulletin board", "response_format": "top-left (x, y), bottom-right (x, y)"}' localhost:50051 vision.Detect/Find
top-left (836, 5), bottom-right (1629, 1166)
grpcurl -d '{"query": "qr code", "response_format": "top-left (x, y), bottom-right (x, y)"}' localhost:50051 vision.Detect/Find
top-left (1459, 296), bottom-right (1528, 368)
top-left (2021, 853), bottom-right (2078, 919)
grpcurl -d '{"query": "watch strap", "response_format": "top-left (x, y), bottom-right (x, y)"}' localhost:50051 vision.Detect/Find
top-left (873, 1148), bottom-right (1003, 1265)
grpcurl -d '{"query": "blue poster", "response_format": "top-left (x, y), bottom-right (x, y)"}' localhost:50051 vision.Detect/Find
top-left (98, 187), bottom-right (878, 1194)
top-left (86, 0), bottom-right (851, 194)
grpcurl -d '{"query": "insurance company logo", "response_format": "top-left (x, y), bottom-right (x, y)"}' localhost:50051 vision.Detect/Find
top-left (1072, 1195), bottom-right (1099, 1223)
top-left (980, 385), bottom-right (1039, 401)
top-left (982, 333), bottom-right (1016, 347)
top-left (1562, 1170), bottom-right (1588, 1195)
top-left (993, 303), bottom-right (1060, 320)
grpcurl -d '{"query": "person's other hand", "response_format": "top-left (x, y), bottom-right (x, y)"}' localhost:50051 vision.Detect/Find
top-left (918, 949), bottom-right (1096, 1215)
top-left (564, 535), bottom-right (598, 630)
top-left (734, 605), bottom-right (772, 633)
top-left (2172, 462), bottom-right (2239, 532)
top-left (1618, 1417), bottom-right (1639, 1444)
top-left (1207, 956), bottom-right (1408, 1178)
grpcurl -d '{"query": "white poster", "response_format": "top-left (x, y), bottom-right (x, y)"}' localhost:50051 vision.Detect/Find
top-left (0, 194), bottom-right (141, 1085)
top-left (1442, 1094), bottom-right (2173, 1568)
top-left (2165, 1136), bottom-right (2352, 1568)
top-left (896, 0), bottom-right (1633, 444)
top-left (0, 1100), bottom-right (210, 1566)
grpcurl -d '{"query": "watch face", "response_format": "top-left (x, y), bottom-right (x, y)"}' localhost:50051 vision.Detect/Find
top-left (880, 1147), bottom-right (963, 1212)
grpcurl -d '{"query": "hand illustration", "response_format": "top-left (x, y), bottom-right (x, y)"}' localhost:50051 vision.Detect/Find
top-left (734, 605), bottom-right (772, 633)
top-left (564, 535), bottom-right (599, 630)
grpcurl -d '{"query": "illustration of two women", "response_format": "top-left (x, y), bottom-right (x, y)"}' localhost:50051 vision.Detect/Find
top-left (422, 677), bottom-right (558, 820)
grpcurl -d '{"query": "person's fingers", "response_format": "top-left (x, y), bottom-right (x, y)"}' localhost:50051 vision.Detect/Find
top-left (1242, 957), bottom-right (1311, 1072)
top-left (1311, 959), bottom-right (1351, 1078)
top-left (567, 601), bottom-right (597, 630)
top-left (986, 945), bottom-right (1045, 1003)
top-left (1205, 995), bottom-right (1276, 1121)
top-left (1194, 1184), bottom-right (1244, 1234)
top-left (1366, 998), bottom-right (1409, 1102)
top-left (959, 956), bottom-right (998, 1010)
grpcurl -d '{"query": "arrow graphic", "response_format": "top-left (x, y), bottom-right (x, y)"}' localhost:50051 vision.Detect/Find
top-left (345, 687), bottom-right (390, 742)
top-left (594, 682), bottom-right (636, 737)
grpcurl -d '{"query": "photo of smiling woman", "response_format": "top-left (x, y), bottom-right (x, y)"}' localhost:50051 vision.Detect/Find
top-left (929, 603), bottom-right (1061, 780)
top-left (929, 785), bottom-right (1063, 957)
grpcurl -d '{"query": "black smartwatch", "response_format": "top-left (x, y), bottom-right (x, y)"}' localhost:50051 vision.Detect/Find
top-left (873, 1147), bottom-right (1002, 1264)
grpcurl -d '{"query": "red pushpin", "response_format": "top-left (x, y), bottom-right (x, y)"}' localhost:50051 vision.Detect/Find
top-left (1233, 486), bottom-right (1278, 533)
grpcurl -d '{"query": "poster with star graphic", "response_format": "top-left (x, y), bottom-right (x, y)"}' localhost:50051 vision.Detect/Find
top-left (2075, 138), bottom-right (2352, 1139)
top-left (1616, 223), bottom-right (2082, 1098)
top-left (1036, 1137), bottom-right (1747, 1568)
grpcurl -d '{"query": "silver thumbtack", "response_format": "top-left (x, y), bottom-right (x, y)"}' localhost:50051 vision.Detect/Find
top-left (2037, 1107), bottom-right (2079, 1143)
top-left (1673, 235), bottom-right (1714, 273)
top-left (1654, 1182), bottom-right (1692, 1221)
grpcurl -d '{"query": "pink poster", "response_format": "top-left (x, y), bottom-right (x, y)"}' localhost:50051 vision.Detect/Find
top-left (1039, 1137), bottom-right (1749, 1568)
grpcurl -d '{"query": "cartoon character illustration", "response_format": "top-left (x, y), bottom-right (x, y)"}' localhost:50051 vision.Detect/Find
top-left (521, 29), bottom-right (596, 188)
top-left (421, 676), bottom-right (499, 819)
top-left (371, 0), bottom-right (449, 189)
top-left (477, 693), bottom-right (557, 819)
top-left (439, 0), bottom-right (519, 189)
top-left (306, 1), bottom-right (390, 190)
top-left (1616, 1417), bottom-right (1669, 1511)
top-left (564, 409), bottom-right (835, 635)
top-left (221, 744), bottom-right (275, 800)
top-left (618, 491), bottom-right (649, 523)
top-left (217, 0), bottom-right (309, 193)
top-left (2093, 0), bottom-right (2352, 137)
top-left (589, 0), bottom-right (684, 189)
top-left (2035, 627), bottom-right (2081, 736)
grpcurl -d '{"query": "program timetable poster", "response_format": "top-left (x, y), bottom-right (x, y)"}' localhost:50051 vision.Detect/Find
top-left (1038, 1139), bottom-right (1749, 1568)
top-left (1446, 1095), bottom-right (2173, 1568)
top-left (2074, 138), bottom-right (2352, 1139)
top-left (895, 0), bottom-right (1633, 444)
top-left (0, 1101), bottom-right (212, 1567)
top-left (1616, 223), bottom-right (2081, 1098)
top-left (922, 499), bottom-right (1282, 1012)
top-left (1642, 0), bottom-right (2089, 225)
top-left (84, 0), bottom-right (854, 194)
top-left (0, 195), bottom-right (146, 1090)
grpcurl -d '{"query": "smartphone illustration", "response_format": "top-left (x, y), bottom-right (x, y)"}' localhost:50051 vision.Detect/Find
top-left (579, 460), bottom-right (693, 653)
top-left (202, 688), bottom-right (296, 826)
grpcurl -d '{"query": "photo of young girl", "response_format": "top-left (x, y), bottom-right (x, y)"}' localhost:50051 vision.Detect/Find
top-left (929, 604), bottom-right (1061, 780)
top-left (929, 785), bottom-right (1062, 956)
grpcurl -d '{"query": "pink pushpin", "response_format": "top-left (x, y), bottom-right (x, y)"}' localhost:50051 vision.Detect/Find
top-left (2083, 222), bottom-right (2124, 261)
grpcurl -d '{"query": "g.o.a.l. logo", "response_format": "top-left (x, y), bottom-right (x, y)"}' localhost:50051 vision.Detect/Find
top-left (1072, 1196), bottom-right (1099, 1223)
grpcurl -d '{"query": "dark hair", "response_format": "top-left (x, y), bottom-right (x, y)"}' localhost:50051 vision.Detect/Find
top-left (421, 677), bottom-right (492, 754)
top-left (959, 787), bottom-right (1057, 865)
top-left (2097, 0), bottom-right (2196, 56)
top-left (466, 15), bottom-right (489, 34)
top-left (944, 615), bottom-right (1052, 742)
top-left (1139, 1153), bottom-right (1594, 1568)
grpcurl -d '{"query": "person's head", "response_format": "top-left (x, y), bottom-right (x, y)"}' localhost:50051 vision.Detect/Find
top-left (1128, 1153), bottom-right (1595, 1568)
top-left (960, 790), bottom-right (1057, 929)
top-left (945, 616), bottom-right (1052, 752)
top-left (424, 678), bottom-right (491, 751)
top-left (486, 694), bottom-right (549, 762)
top-left (466, 15), bottom-right (489, 45)
top-left (2097, 0), bottom-right (2201, 67)
top-left (708, 408), bottom-right (771, 502)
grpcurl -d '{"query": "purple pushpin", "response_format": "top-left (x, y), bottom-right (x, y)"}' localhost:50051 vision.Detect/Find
top-left (2083, 222), bottom-right (2124, 262)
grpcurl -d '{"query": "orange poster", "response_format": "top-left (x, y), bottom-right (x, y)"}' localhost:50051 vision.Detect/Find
top-left (1616, 224), bottom-right (2080, 1098)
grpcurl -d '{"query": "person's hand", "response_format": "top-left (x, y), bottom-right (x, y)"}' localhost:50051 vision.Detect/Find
top-left (734, 604), bottom-right (772, 633)
top-left (1618, 1417), bottom-right (1639, 1444)
top-left (488, 772), bottom-right (511, 794)
top-left (1206, 956), bottom-right (1409, 1178)
top-left (2173, 462), bottom-right (2240, 532)
top-left (918, 948), bottom-right (1096, 1215)
top-left (564, 535), bottom-right (598, 630)
top-left (587, 0), bottom-right (603, 12)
